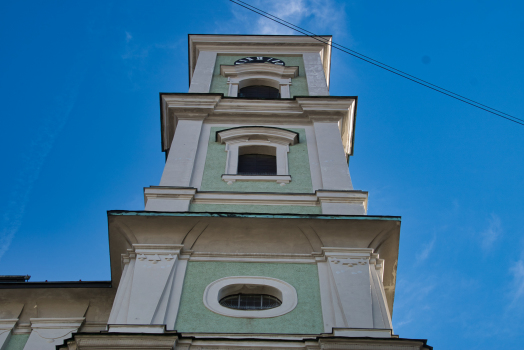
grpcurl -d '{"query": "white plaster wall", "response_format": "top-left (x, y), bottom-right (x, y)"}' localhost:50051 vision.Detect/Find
top-left (321, 202), bottom-right (365, 215)
top-left (304, 126), bottom-right (323, 191)
top-left (190, 123), bottom-right (212, 189)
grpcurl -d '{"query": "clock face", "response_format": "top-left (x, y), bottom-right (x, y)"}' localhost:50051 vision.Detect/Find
top-left (234, 56), bottom-right (285, 66)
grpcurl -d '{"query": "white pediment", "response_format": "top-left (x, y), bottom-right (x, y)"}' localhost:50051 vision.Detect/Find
top-left (216, 126), bottom-right (299, 146)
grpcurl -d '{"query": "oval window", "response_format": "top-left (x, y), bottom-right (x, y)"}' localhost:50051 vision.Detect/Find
top-left (219, 293), bottom-right (282, 310)
top-left (203, 276), bottom-right (297, 318)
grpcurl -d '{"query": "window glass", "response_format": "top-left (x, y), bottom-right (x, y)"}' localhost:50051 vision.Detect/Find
top-left (238, 85), bottom-right (280, 98)
top-left (219, 294), bottom-right (282, 310)
top-left (238, 154), bottom-right (277, 175)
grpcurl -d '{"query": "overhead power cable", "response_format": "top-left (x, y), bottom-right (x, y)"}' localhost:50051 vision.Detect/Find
top-left (230, 0), bottom-right (524, 126)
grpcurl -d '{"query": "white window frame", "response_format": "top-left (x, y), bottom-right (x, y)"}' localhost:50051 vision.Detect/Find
top-left (203, 276), bottom-right (298, 318)
top-left (220, 63), bottom-right (299, 98)
top-left (216, 127), bottom-right (299, 185)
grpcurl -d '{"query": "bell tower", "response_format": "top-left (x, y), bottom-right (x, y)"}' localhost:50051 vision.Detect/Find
top-left (144, 34), bottom-right (367, 215)
top-left (0, 34), bottom-right (431, 350)
top-left (96, 35), bottom-right (429, 348)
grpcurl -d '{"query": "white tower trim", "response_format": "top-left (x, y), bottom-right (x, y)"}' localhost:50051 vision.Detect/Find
top-left (217, 126), bottom-right (298, 185)
top-left (220, 63), bottom-right (299, 98)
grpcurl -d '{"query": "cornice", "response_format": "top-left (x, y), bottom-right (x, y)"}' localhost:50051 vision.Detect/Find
top-left (29, 317), bottom-right (85, 329)
top-left (72, 334), bottom-right (177, 348)
top-left (162, 94), bottom-right (221, 114)
top-left (296, 97), bottom-right (356, 117)
top-left (187, 251), bottom-right (320, 263)
top-left (217, 126), bottom-right (299, 145)
top-left (0, 319), bottom-right (17, 330)
top-left (160, 94), bottom-right (357, 153)
top-left (144, 187), bottom-right (368, 208)
top-left (192, 191), bottom-right (318, 206)
top-left (212, 99), bottom-right (303, 117)
top-left (58, 332), bottom-right (432, 350)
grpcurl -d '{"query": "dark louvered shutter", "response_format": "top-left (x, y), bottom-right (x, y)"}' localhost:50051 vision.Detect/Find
top-left (238, 85), bottom-right (280, 98)
top-left (238, 154), bottom-right (277, 175)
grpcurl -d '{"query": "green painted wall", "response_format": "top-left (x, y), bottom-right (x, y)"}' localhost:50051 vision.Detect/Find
top-left (209, 55), bottom-right (309, 97)
top-left (175, 261), bottom-right (324, 334)
top-left (190, 203), bottom-right (321, 214)
top-left (199, 127), bottom-right (314, 194)
top-left (4, 334), bottom-right (29, 350)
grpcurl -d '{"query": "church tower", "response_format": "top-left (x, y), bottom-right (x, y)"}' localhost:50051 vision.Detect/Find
top-left (0, 34), bottom-right (432, 350)
top-left (146, 35), bottom-right (364, 215)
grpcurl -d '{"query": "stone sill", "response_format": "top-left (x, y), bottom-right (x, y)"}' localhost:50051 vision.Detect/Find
top-left (222, 174), bottom-right (291, 185)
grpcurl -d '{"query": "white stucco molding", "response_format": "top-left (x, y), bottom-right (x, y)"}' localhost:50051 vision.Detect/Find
top-left (160, 95), bottom-right (356, 159)
top-left (62, 334), bottom-right (177, 349)
top-left (188, 51), bottom-right (217, 93)
top-left (108, 324), bottom-right (166, 334)
top-left (318, 248), bottom-right (392, 334)
top-left (132, 244), bottom-right (185, 257)
top-left (203, 276), bottom-right (297, 318)
top-left (0, 319), bottom-right (18, 330)
top-left (221, 62), bottom-right (299, 79)
top-left (188, 251), bottom-right (320, 264)
top-left (216, 127), bottom-right (299, 183)
top-left (144, 187), bottom-right (197, 212)
top-left (216, 126), bottom-right (299, 145)
top-left (221, 174), bottom-right (291, 185)
top-left (220, 63), bottom-right (299, 98)
top-left (303, 52), bottom-right (329, 96)
top-left (108, 244), bottom-right (187, 331)
top-left (160, 94), bottom-right (221, 153)
top-left (317, 190), bottom-right (368, 215)
top-left (24, 318), bottom-right (84, 350)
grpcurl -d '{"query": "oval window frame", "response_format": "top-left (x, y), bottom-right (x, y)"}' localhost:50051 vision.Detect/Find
top-left (203, 276), bottom-right (298, 318)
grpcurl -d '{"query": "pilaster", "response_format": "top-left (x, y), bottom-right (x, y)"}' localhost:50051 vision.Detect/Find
top-left (107, 244), bottom-right (187, 331)
top-left (24, 318), bottom-right (84, 350)
top-left (303, 52), bottom-right (329, 96)
top-left (159, 115), bottom-right (206, 188)
top-left (310, 117), bottom-right (353, 190)
top-left (189, 51), bottom-right (217, 93)
top-left (318, 248), bottom-right (392, 333)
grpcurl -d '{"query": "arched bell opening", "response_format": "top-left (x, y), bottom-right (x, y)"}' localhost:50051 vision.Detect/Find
top-left (237, 145), bottom-right (277, 175)
top-left (237, 78), bottom-right (281, 98)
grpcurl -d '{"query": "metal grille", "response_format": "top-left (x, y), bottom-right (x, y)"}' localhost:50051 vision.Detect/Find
top-left (219, 294), bottom-right (282, 310)
top-left (238, 85), bottom-right (280, 98)
top-left (238, 154), bottom-right (277, 175)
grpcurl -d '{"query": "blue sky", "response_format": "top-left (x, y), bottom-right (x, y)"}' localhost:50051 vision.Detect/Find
top-left (1, 0), bottom-right (523, 348)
